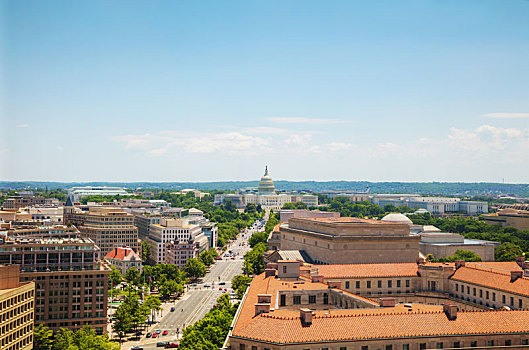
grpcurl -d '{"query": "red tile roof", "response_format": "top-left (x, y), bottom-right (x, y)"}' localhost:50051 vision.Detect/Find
top-left (451, 262), bottom-right (529, 297)
top-left (233, 308), bottom-right (529, 344)
top-left (104, 247), bottom-right (141, 261)
top-left (316, 263), bottom-right (419, 278)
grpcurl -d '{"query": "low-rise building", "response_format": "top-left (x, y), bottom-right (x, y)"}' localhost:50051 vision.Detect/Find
top-left (104, 247), bottom-right (142, 275)
top-left (0, 265), bottom-right (35, 350)
top-left (279, 209), bottom-right (339, 223)
top-left (482, 209), bottom-right (529, 231)
top-left (226, 259), bottom-right (529, 350)
top-left (2, 196), bottom-right (58, 210)
top-left (67, 186), bottom-right (132, 202)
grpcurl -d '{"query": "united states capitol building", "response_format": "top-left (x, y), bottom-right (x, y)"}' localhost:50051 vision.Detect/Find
top-left (214, 167), bottom-right (318, 211)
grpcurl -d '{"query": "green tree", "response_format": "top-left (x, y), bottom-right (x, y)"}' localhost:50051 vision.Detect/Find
top-left (34, 324), bottom-right (54, 350)
top-left (108, 265), bottom-right (122, 289)
top-left (183, 258), bottom-right (207, 281)
top-left (243, 242), bottom-right (267, 275)
top-left (125, 267), bottom-right (140, 285)
top-left (112, 303), bottom-right (133, 342)
top-left (53, 329), bottom-right (78, 350)
top-left (73, 326), bottom-right (119, 350)
top-left (249, 231), bottom-right (268, 248)
top-left (231, 274), bottom-right (253, 299)
top-left (496, 242), bottom-right (524, 261)
top-left (159, 279), bottom-right (183, 299)
top-left (141, 240), bottom-right (151, 262)
top-left (144, 294), bottom-right (163, 322)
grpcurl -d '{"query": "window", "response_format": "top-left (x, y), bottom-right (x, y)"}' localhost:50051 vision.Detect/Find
top-left (505, 340), bottom-right (511, 346)
top-left (293, 296), bottom-right (301, 305)
top-left (492, 292), bottom-right (496, 301)
top-left (473, 288), bottom-right (476, 296)
top-left (367, 281), bottom-right (371, 288)
top-left (405, 280), bottom-right (410, 288)
top-left (340, 348), bottom-right (347, 350)
top-left (280, 294), bottom-right (286, 306)
top-left (479, 289), bottom-right (482, 297)
top-left (511, 297), bottom-right (514, 306)
top-left (519, 299), bottom-right (523, 309)
top-left (470, 341), bottom-right (477, 347)
top-left (488, 340), bottom-right (494, 346)
top-left (436, 342), bottom-right (443, 348)
top-left (356, 281), bottom-right (360, 289)
top-left (467, 286), bottom-right (470, 294)
top-left (361, 347), bottom-right (368, 350)
top-left (388, 280), bottom-right (392, 288)
top-left (419, 344), bottom-right (426, 350)
top-left (282, 266), bottom-right (287, 273)
top-left (453, 341), bottom-right (460, 348)
top-left (385, 346), bottom-right (392, 350)
top-left (403, 345), bottom-right (409, 350)
top-left (308, 295), bottom-right (316, 304)
top-left (323, 293), bottom-right (328, 305)
top-left (502, 295), bottom-right (506, 304)
top-left (455, 284), bottom-right (459, 292)
top-left (252, 347), bottom-right (257, 350)
top-left (378, 280), bottom-right (382, 288)
top-left (345, 281), bottom-right (350, 289)
top-left (522, 339), bottom-right (528, 345)
top-left (239, 345), bottom-right (245, 350)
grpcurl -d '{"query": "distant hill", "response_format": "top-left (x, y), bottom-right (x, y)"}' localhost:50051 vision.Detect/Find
top-left (1, 181), bottom-right (528, 197)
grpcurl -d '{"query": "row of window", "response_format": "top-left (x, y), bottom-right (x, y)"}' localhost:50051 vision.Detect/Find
top-left (455, 283), bottom-right (524, 309)
top-left (344, 279), bottom-right (411, 289)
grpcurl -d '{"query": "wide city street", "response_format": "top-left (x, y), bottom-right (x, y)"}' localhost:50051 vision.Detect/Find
top-left (124, 220), bottom-right (263, 350)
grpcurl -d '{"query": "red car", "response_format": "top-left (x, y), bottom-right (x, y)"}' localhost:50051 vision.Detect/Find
top-left (162, 330), bottom-right (168, 336)
top-left (166, 343), bottom-right (178, 348)
top-left (152, 333), bottom-right (158, 338)
top-left (219, 287), bottom-right (223, 290)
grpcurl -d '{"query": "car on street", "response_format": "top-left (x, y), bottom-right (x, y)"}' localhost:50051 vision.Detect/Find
top-left (146, 332), bottom-right (152, 338)
top-left (165, 343), bottom-right (178, 348)
top-left (157, 342), bottom-right (169, 348)
top-left (231, 257), bottom-right (235, 260)
top-left (162, 330), bottom-right (168, 335)
top-left (131, 347), bottom-right (144, 350)
top-left (152, 333), bottom-right (158, 338)
top-left (170, 307), bottom-right (175, 312)
top-left (224, 288), bottom-right (227, 292)
top-left (219, 281), bottom-right (226, 285)
top-left (219, 287), bottom-right (223, 290)
top-left (155, 329), bottom-right (161, 334)
top-left (214, 256), bottom-right (222, 260)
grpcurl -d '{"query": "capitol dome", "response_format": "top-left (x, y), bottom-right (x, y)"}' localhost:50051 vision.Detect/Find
top-left (258, 166), bottom-right (276, 195)
top-left (381, 213), bottom-right (413, 225)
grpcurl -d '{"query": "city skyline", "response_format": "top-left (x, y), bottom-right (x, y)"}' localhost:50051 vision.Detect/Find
top-left (1, 0), bottom-right (528, 182)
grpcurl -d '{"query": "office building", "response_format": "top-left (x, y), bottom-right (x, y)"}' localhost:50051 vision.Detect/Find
top-left (145, 218), bottom-right (208, 265)
top-left (2, 196), bottom-right (59, 210)
top-left (371, 196), bottom-right (488, 215)
top-left (0, 235), bottom-right (109, 334)
top-left (67, 186), bottom-right (132, 202)
top-left (0, 265), bottom-right (35, 350)
top-left (64, 202), bottom-right (140, 256)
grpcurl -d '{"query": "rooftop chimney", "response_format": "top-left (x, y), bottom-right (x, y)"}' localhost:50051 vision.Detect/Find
top-left (511, 270), bottom-right (523, 282)
top-left (327, 281), bottom-right (341, 289)
top-left (257, 294), bottom-right (272, 304)
top-left (300, 308), bottom-right (313, 325)
top-left (455, 260), bottom-right (466, 269)
top-left (516, 256), bottom-right (525, 267)
top-left (311, 275), bottom-right (324, 283)
top-left (379, 297), bottom-right (396, 308)
top-left (255, 303), bottom-right (270, 316)
top-left (443, 303), bottom-right (457, 320)
top-left (264, 268), bottom-right (276, 278)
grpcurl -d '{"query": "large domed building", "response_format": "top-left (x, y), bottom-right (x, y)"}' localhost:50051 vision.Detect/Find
top-left (258, 166), bottom-right (276, 195)
top-left (381, 213), bottom-right (413, 226)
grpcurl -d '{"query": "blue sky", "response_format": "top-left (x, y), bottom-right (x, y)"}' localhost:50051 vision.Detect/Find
top-left (1, 0), bottom-right (528, 182)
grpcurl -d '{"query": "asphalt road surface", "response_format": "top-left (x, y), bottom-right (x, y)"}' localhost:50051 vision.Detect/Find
top-left (127, 220), bottom-right (263, 350)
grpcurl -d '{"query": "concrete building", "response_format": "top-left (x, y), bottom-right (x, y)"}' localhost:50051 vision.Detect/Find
top-left (0, 223), bottom-right (79, 238)
top-left (482, 209), bottom-right (529, 231)
top-left (0, 235), bottom-right (109, 334)
top-left (226, 259), bottom-right (529, 350)
top-left (64, 202), bottom-right (140, 256)
top-left (279, 217), bottom-right (421, 264)
top-left (67, 186), bottom-right (132, 202)
top-left (145, 218), bottom-right (207, 265)
top-left (27, 207), bottom-right (64, 225)
top-left (279, 209), bottom-right (340, 223)
top-left (104, 247), bottom-right (142, 275)
top-left (384, 213), bottom-right (499, 261)
top-left (0, 265), bottom-right (35, 350)
top-left (2, 196), bottom-right (58, 210)
top-left (371, 196), bottom-right (488, 215)
top-left (132, 208), bottom-right (185, 240)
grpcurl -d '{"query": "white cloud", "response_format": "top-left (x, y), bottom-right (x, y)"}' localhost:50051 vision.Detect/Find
top-left (57, 146), bottom-right (64, 152)
top-left (268, 117), bottom-right (349, 124)
top-left (285, 134), bottom-right (312, 147)
top-left (149, 148), bottom-right (167, 155)
top-left (484, 113), bottom-right (529, 119)
top-left (16, 124), bottom-right (29, 128)
top-left (0, 148), bottom-right (9, 154)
